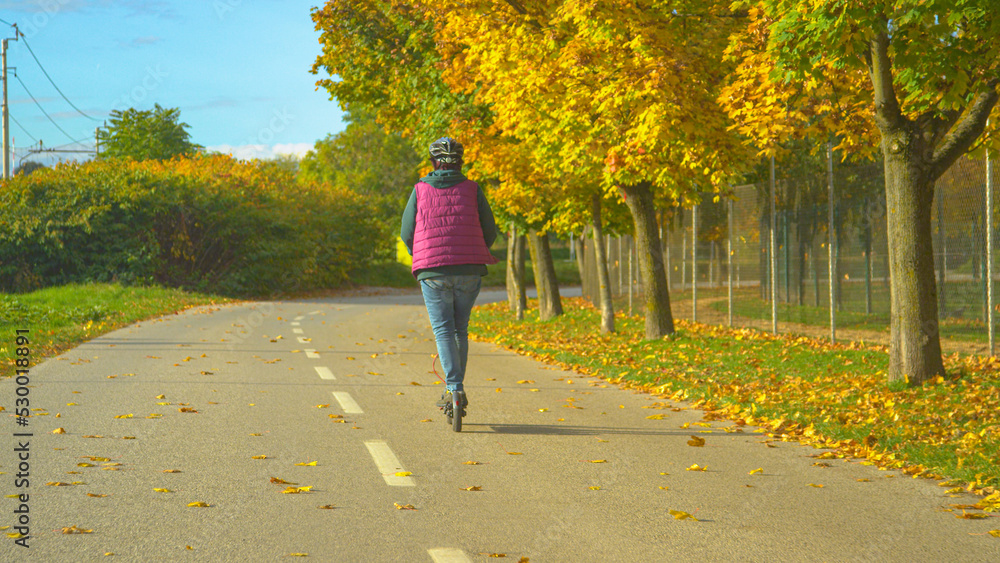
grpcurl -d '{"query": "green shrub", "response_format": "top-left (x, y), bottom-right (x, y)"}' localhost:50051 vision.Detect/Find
top-left (0, 154), bottom-right (386, 296)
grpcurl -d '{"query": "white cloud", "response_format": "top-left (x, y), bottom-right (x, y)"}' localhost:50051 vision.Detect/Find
top-left (272, 143), bottom-right (313, 157)
top-left (205, 143), bottom-right (312, 161)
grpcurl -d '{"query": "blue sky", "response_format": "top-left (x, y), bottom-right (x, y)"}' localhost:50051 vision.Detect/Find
top-left (0, 0), bottom-right (346, 167)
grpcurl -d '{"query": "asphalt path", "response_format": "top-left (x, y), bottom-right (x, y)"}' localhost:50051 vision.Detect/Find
top-left (2, 288), bottom-right (998, 562)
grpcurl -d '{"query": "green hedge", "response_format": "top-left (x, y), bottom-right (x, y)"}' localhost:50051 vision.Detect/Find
top-left (0, 154), bottom-right (385, 296)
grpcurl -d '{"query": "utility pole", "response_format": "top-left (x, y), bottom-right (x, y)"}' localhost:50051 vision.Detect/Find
top-left (2, 24), bottom-right (17, 180)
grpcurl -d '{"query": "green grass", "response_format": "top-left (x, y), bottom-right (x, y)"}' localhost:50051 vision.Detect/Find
top-left (470, 299), bottom-right (1000, 495)
top-left (706, 281), bottom-right (996, 343)
top-left (1, 283), bottom-right (228, 377)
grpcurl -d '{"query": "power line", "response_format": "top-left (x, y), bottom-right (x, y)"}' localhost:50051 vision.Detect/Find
top-left (0, 17), bottom-right (13, 27)
top-left (14, 73), bottom-right (84, 144)
top-left (18, 32), bottom-right (99, 122)
top-left (9, 113), bottom-right (38, 143)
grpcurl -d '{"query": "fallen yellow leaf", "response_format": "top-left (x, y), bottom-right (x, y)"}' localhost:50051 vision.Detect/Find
top-left (749, 468), bottom-right (763, 475)
top-left (281, 486), bottom-right (312, 494)
top-left (187, 502), bottom-right (210, 507)
top-left (460, 486), bottom-right (483, 491)
top-left (669, 510), bottom-right (699, 521)
top-left (61, 525), bottom-right (94, 534)
top-left (271, 477), bottom-right (295, 484)
top-left (87, 493), bottom-right (108, 498)
top-left (807, 483), bottom-right (824, 488)
top-left (686, 464), bottom-right (707, 472)
top-left (52, 428), bottom-right (66, 434)
top-left (687, 436), bottom-right (706, 447)
top-left (463, 461), bottom-right (481, 465)
top-left (394, 503), bottom-right (417, 510)
top-left (153, 488), bottom-right (173, 493)
top-left (295, 461), bottom-right (318, 467)
top-left (395, 471), bottom-right (412, 477)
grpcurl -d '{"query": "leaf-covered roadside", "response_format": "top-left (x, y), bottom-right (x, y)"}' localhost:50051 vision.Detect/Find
top-left (470, 299), bottom-right (1000, 500)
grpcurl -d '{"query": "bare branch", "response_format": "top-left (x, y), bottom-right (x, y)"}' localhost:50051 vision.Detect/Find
top-left (931, 78), bottom-right (1000, 177)
top-left (867, 27), bottom-right (905, 133)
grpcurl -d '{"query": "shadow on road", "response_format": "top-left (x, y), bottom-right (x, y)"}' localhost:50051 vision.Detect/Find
top-left (459, 423), bottom-right (733, 437)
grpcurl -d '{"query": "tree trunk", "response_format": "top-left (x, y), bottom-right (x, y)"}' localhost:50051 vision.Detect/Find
top-left (883, 129), bottom-right (946, 385)
top-left (621, 181), bottom-right (674, 338)
top-left (513, 234), bottom-right (527, 320)
top-left (591, 193), bottom-right (615, 333)
top-left (506, 225), bottom-right (518, 311)
top-left (506, 225), bottom-right (527, 320)
top-left (527, 231), bottom-right (563, 320)
top-left (574, 229), bottom-right (586, 287)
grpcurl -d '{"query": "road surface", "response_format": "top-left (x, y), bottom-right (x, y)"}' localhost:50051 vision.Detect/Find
top-left (2, 289), bottom-right (998, 561)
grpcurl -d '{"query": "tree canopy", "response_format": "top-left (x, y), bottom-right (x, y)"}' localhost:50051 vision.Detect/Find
top-left (96, 104), bottom-right (201, 161)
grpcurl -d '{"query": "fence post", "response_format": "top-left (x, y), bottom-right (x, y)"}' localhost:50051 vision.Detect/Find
top-left (828, 142), bottom-right (836, 344)
top-left (728, 197), bottom-right (733, 327)
top-left (988, 120), bottom-right (995, 356)
top-left (618, 235), bottom-right (625, 291)
top-left (771, 155), bottom-right (778, 334)
top-left (628, 236), bottom-right (634, 316)
top-left (682, 220), bottom-right (687, 291)
top-left (693, 203), bottom-right (699, 323)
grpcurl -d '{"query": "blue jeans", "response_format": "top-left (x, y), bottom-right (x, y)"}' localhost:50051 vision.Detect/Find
top-left (420, 275), bottom-right (482, 393)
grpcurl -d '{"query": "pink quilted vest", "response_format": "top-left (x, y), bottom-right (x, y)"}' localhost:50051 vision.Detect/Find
top-left (411, 179), bottom-right (498, 275)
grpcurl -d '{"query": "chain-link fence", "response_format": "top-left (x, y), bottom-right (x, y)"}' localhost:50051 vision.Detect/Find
top-left (580, 152), bottom-right (999, 355)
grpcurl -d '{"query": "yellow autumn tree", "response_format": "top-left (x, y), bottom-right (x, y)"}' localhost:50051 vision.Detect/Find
top-left (434, 0), bottom-right (751, 338)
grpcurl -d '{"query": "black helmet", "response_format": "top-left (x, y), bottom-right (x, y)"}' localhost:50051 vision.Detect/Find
top-left (429, 137), bottom-right (463, 164)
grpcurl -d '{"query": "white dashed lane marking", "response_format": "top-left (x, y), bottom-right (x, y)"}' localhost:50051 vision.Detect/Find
top-left (332, 391), bottom-right (363, 414)
top-left (305, 349), bottom-right (319, 359)
top-left (308, 310), bottom-right (321, 315)
top-left (314, 366), bottom-right (335, 380)
top-left (294, 315), bottom-right (305, 321)
top-left (293, 328), bottom-right (304, 334)
top-left (297, 337), bottom-right (310, 344)
top-left (291, 321), bottom-right (300, 326)
top-left (428, 548), bottom-right (473, 563)
top-left (364, 440), bottom-right (415, 487)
